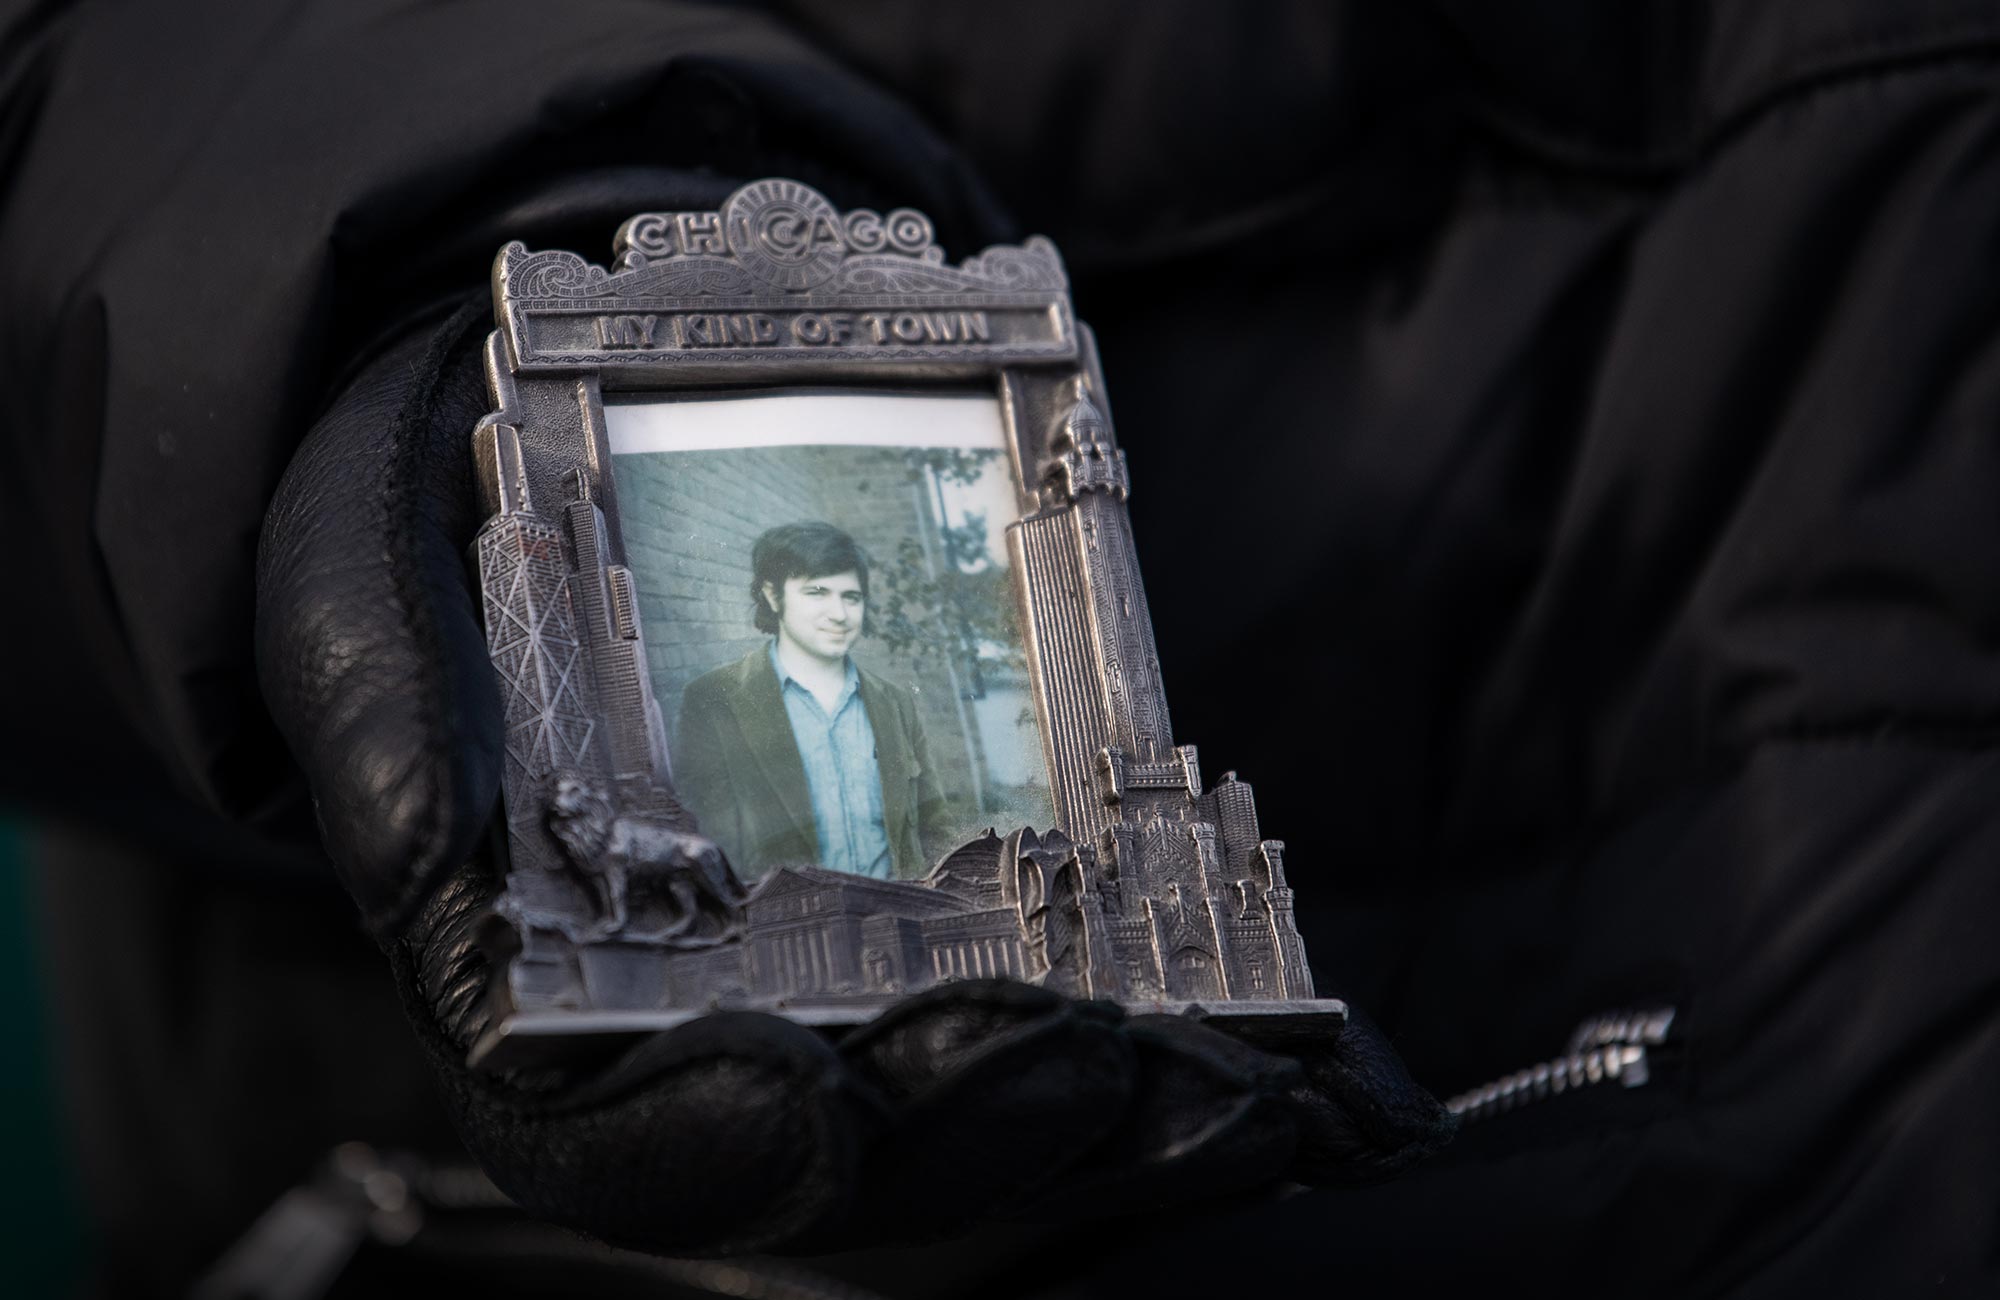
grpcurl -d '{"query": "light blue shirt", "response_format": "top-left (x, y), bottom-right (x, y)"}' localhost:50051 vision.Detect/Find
top-left (770, 641), bottom-right (893, 878)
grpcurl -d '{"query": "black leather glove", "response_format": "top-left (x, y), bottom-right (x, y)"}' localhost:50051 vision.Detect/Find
top-left (257, 299), bottom-right (1453, 1257)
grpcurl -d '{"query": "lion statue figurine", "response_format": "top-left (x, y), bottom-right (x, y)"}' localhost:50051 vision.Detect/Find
top-left (545, 776), bottom-right (748, 945)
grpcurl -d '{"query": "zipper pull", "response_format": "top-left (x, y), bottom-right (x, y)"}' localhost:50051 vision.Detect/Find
top-left (192, 1143), bottom-right (424, 1300)
top-left (1445, 1006), bottom-right (1677, 1122)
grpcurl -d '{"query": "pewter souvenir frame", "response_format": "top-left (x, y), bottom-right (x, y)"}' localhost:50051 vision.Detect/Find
top-left (469, 179), bottom-right (1344, 1067)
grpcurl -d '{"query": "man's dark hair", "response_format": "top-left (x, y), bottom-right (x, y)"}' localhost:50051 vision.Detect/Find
top-left (750, 521), bottom-right (870, 634)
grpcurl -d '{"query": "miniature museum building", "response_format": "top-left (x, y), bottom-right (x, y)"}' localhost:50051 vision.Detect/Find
top-left (667, 762), bottom-right (1315, 1005)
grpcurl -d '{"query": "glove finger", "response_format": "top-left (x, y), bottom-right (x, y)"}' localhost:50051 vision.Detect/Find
top-left (826, 980), bottom-right (1134, 1244)
top-left (396, 937), bottom-right (883, 1259)
top-left (256, 301), bottom-right (503, 935)
top-left (386, 813), bottom-right (875, 1257)
top-left (1278, 1006), bottom-right (1456, 1185)
top-left (1020, 1014), bottom-right (1303, 1218)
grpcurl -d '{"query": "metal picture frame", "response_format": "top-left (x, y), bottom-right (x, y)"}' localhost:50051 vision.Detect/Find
top-left (469, 178), bottom-right (1344, 1067)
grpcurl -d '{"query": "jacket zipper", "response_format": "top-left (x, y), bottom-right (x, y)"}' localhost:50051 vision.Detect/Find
top-left (1444, 1007), bottom-right (1677, 1123)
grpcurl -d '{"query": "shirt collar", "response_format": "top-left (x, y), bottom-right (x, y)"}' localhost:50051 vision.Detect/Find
top-left (769, 639), bottom-right (859, 703)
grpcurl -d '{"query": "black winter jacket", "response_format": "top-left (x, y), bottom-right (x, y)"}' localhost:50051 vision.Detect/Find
top-left (6, 1), bottom-right (1999, 1295)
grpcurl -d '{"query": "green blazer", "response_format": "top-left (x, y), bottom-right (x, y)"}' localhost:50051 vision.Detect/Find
top-left (672, 645), bottom-right (953, 880)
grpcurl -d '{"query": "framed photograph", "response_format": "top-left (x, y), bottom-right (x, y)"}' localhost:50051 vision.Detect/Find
top-left (468, 179), bottom-right (1342, 1065)
top-left (605, 390), bottom-right (1053, 883)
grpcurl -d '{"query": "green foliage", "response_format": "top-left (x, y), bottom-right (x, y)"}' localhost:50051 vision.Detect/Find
top-left (919, 445), bottom-right (1008, 490)
top-left (867, 448), bottom-right (1027, 696)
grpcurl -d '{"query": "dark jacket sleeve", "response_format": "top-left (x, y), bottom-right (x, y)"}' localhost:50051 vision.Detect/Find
top-left (904, 692), bottom-right (955, 874)
top-left (672, 674), bottom-right (743, 872)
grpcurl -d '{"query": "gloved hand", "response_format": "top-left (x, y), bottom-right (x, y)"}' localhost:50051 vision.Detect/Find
top-left (256, 297), bottom-right (1454, 1257)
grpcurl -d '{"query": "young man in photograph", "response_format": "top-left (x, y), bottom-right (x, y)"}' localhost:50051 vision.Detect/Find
top-left (673, 521), bottom-right (953, 880)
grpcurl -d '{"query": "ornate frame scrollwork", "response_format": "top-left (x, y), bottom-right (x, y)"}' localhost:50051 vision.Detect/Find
top-left (469, 178), bottom-right (1344, 1067)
